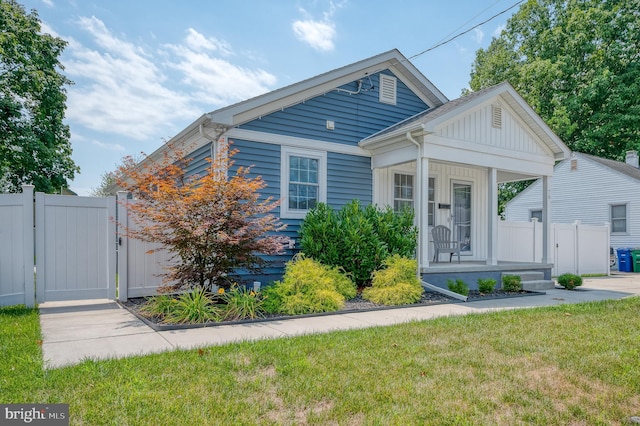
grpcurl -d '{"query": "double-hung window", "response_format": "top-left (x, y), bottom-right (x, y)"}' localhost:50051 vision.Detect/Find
top-left (611, 204), bottom-right (627, 234)
top-left (281, 147), bottom-right (326, 218)
top-left (393, 173), bottom-right (435, 226)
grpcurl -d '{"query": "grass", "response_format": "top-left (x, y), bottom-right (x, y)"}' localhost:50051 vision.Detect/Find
top-left (2, 298), bottom-right (640, 425)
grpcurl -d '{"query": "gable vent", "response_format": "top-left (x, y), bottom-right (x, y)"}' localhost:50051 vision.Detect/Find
top-left (379, 74), bottom-right (397, 105)
top-left (491, 105), bottom-right (502, 128)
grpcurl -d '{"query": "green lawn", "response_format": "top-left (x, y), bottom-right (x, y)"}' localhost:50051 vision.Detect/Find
top-left (2, 299), bottom-right (640, 425)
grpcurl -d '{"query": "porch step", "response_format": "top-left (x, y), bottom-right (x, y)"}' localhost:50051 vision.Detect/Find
top-left (501, 271), bottom-right (555, 291)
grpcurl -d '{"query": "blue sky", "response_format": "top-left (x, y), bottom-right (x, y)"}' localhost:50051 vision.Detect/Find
top-left (19, 0), bottom-right (521, 195)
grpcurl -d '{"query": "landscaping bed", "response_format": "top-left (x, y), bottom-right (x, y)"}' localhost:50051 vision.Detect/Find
top-left (119, 288), bottom-right (542, 331)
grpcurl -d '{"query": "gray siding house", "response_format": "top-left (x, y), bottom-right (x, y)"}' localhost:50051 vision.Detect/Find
top-left (505, 151), bottom-right (640, 250)
top-left (138, 49), bottom-right (570, 288)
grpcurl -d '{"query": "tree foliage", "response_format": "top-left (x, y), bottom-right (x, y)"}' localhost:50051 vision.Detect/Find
top-left (0, 0), bottom-right (78, 193)
top-left (470, 0), bottom-right (640, 161)
top-left (116, 141), bottom-right (290, 291)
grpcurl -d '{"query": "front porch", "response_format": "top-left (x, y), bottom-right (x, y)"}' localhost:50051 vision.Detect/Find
top-left (420, 260), bottom-right (553, 291)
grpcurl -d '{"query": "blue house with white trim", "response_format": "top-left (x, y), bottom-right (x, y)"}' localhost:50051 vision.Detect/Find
top-left (141, 49), bottom-right (570, 288)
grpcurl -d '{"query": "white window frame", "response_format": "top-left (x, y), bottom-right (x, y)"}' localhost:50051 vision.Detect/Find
top-left (530, 209), bottom-right (543, 222)
top-left (427, 176), bottom-right (435, 227)
top-left (610, 203), bottom-right (628, 234)
top-left (281, 146), bottom-right (327, 219)
top-left (393, 172), bottom-right (414, 212)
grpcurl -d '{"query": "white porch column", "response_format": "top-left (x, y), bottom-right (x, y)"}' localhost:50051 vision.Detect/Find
top-left (542, 175), bottom-right (552, 264)
top-left (420, 155), bottom-right (431, 269)
top-left (487, 168), bottom-right (498, 265)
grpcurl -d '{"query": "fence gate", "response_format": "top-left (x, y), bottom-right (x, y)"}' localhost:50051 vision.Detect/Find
top-left (35, 193), bottom-right (116, 302)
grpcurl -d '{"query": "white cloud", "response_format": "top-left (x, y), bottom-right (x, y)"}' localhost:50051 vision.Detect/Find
top-left (61, 19), bottom-right (277, 140)
top-left (292, 1), bottom-right (345, 52)
top-left (473, 27), bottom-right (484, 44)
top-left (493, 24), bottom-right (506, 38)
top-left (42, 0), bottom-right (54, 7)
top-left (163, 29), bottom-right (276, 104)
top-left (292, 19), bottom-right (336, 52)
top-left (91, 140), bottom-right (125, 151)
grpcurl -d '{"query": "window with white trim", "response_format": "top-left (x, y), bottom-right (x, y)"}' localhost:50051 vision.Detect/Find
top-left (394, 173), bottom-right (413, 212)
top-left (530, 210), bottom-right (543, 222)
top-left (281, 147), bottom-right (326, 219)
top-left (393, 173), bottom-right (435, 226)
top-left (611, 204), bottom-right (627, 233)
top-left (427, 177), bottom-right (435, 226)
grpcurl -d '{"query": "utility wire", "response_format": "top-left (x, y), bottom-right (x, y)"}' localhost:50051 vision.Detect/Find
top-left (407, 0), bottom-right (525, 61)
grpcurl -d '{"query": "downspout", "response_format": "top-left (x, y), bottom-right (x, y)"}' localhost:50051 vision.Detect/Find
top-left (406, 132), bottom-right (422, 278)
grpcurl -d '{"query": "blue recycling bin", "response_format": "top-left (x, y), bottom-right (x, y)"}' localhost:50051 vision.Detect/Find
top-left (617, 248), bottom-right (632, 272)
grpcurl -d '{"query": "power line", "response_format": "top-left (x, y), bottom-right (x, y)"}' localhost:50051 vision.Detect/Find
top-left (407, 0), bottom-right (525, 61)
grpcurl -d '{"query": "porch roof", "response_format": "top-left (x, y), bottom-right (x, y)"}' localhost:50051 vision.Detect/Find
top-left (359, 82), bottom-right (571, 161)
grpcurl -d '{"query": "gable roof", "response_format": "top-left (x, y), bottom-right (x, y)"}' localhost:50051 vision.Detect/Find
top-left (579, 152), bottom-right (640, 181)
top-left (140, 49), bottom-right (450, 167)
top-left (206, 49), bottom-right (448, 128)
top-left (360, 82), bottom-right (571, 160)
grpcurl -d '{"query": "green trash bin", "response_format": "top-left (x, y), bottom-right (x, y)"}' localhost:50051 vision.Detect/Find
top-left (631, 249), bottom-right (640, 272)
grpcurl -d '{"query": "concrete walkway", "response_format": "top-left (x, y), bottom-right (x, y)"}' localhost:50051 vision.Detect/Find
top-left (39, 274), bottom-right (640, 369)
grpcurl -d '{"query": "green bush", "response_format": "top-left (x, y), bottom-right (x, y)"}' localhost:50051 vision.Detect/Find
top-left (557, 273), bottom-right (583, 290)
top-left (446, 279), bottom-right (469, 296)
top-left (502, 275), bottom-right (522, 292)
top-left (362, 255), bottom-right (423, 305)
top-left (299, 200), bottom-right (417, 287)
top-left (263, 255), bottom-right (356, 315)
top-left (477, 278), bottom-right (497, 294)
top-left (164, 289), bottom-right (220, 324)
top-left (220, 285), bottom-right (265, 320)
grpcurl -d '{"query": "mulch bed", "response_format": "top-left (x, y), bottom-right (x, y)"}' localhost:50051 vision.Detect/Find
top-left (120, 288), bottom-right (542, 331)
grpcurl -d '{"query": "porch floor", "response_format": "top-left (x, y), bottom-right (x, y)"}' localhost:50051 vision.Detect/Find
top-left (421, 260), bottom-right (553, 275)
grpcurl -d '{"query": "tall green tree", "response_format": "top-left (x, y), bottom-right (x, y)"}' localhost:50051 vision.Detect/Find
top-left (0, 0), bottom-right (78, 193)
top-left (470, 0), bottom-right (640, 161)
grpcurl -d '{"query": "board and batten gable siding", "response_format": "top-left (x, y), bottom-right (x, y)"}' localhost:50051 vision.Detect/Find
top-left (238, 72), bottom-right (429, 146)
top-left (505, 155), bottom-right (640, 247)
top-left (434, 101), bottom-right (549, 157)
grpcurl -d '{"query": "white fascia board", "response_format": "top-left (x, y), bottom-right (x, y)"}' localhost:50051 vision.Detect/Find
top-left (370, 144), bottom-right (417, 169)
top-left (426, 134), bottom-right (555, 176)
top-left (225, 128), bottom-right (371, 157)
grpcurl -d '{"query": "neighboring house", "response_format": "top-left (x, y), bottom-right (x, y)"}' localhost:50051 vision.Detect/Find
top-left (137, 49), bottom-right (570, 287)
top-left (505, 151), bottom-right (640, 250)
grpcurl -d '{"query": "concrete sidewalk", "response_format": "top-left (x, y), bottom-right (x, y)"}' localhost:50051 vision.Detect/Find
top-left (39, 274), bottom-right (640, 369)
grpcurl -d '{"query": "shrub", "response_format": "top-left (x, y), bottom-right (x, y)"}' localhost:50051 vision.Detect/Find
top-left (264, 255), bottom-right (356, 315)
top-left (220, 285), bottom-right (264, 320)
top-left (557, 273), bottom-right (583, 290)
top-left (446, 279), bottom-right (469, 296)
top-left (163, 289), bottom-right (220, 324)
top-left (139, 293), bottom-right (177, 319)
top-left (362, 255), bottom-right (423, 305)
top-left (477, 278), bottom-right (497, 294)
top-left (299, 200), bottom-right (417, 287)
top-left (502, 275), bottom-right (522, 292)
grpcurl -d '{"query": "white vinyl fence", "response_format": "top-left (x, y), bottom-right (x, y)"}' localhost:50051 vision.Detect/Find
top-left (498, 220), bottom-right (610, 276)
top-left (0, 186), bottom-right (34, 307)
top-left (116, 193), bottom-right (172, 301)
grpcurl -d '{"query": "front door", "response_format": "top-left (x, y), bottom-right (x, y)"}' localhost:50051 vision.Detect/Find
top-left (452, 182), bottom-right (472, 253)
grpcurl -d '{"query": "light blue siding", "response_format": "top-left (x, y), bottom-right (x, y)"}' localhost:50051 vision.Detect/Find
top-left (327, 152), bottom-right (372, 208)
top-left (184, 143), bottom-right (212, 178)
top-left (239, 71), bottom-right (429, 145)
